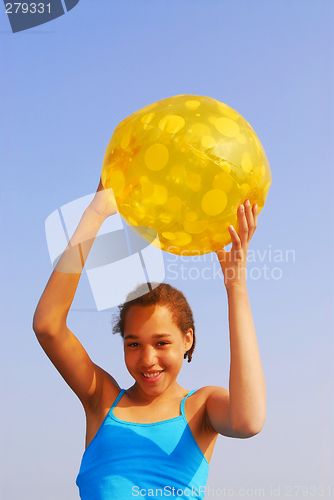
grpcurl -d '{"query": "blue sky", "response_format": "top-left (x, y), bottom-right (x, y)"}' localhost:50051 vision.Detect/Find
top-left (1, 1), bottom-right (333, 499)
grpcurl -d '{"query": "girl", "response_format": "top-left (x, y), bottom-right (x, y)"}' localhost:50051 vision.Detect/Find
top-left (33, 180), bottom-right (266, 499)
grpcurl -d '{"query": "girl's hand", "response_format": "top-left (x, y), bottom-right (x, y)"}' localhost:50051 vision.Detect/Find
top-left (89, 179), bottom-right (118, 219)
top-left (216, 200), bottom-right (258, 289)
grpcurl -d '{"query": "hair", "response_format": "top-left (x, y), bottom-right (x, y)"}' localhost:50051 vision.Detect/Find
top-left (112, 283), bottom-right (196, 362)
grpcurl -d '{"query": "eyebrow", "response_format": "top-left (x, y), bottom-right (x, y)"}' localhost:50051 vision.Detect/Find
top-left (124, 334), bottom-right (172, 340)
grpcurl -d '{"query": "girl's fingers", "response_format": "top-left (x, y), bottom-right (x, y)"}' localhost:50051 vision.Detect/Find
top-left (229, 224), bottom-right (241, 250)
top-left (244, 200), bottom-right (256, 239)
top-left (237, 204), bottom-right (249, 245)
top-left (218, 202), bottom-right (257, 263)
top-left (237, 200), bottom-right (258, 243)
top-left (252, 203), bottom-right (258, 231)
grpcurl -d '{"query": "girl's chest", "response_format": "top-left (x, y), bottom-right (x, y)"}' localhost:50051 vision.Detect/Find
top-left (85, 389), bottom-right (218, 463)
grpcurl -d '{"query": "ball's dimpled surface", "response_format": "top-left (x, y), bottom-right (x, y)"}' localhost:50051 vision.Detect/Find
top-left (101, 95), bottom-right (271, 255)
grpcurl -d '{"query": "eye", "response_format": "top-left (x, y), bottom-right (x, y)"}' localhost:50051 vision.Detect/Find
top-left (127, 342), bottom-right (140, 347)
top-left (157, 341), bottom-right (169, 346)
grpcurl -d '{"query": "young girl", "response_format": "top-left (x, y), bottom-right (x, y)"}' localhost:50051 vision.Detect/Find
top-left (33, 180), bottom-right (266, 499)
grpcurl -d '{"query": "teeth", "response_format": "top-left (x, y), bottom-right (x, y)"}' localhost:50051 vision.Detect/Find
top-left (143, 371), bottom-right (161, 378)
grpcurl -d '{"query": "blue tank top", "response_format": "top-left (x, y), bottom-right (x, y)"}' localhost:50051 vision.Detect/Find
top-left (76, 388), bottom-right (209, 499)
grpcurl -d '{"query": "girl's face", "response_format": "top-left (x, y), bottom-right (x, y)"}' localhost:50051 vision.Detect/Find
top-left (123, 305), bottom-right (193, 397)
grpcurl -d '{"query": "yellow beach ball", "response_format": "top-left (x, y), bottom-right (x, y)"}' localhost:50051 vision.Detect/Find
top-left (101, 95), bottom-right (271, 255)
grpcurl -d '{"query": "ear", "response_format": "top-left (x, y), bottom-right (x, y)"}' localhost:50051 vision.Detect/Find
top-left (184, 329), bottom-right (193, 351)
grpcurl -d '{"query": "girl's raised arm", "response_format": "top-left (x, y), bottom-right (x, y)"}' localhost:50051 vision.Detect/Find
top-left (205, 201), bottom-right (266, 438)
top-left (33, 180), bottom-right (120, 412)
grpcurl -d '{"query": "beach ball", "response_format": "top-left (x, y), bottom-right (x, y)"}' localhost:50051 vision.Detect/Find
top-left (101, 95), bottom-right (271, 255)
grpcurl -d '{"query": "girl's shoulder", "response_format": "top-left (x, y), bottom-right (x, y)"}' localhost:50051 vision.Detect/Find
top-left (191, 385), bottom-right (229, 401)
top-left (187, 385), bottom-right (229, 410)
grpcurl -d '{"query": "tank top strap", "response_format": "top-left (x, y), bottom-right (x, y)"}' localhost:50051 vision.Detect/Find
top-left (180, 389), bottom-right (198, 417)
top-left (110, 388), bottom-right (126, 411)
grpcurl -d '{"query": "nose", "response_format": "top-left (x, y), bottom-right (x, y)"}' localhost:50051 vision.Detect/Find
top-left (140, 345), bottom-right (158, 368)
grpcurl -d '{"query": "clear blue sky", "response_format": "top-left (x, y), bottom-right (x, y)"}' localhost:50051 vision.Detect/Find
top-left (1, 1), bottom-right (333, 499)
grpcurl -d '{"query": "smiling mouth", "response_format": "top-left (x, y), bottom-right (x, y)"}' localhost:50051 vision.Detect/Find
top-left (141, 370), bottom-right (164, 379)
